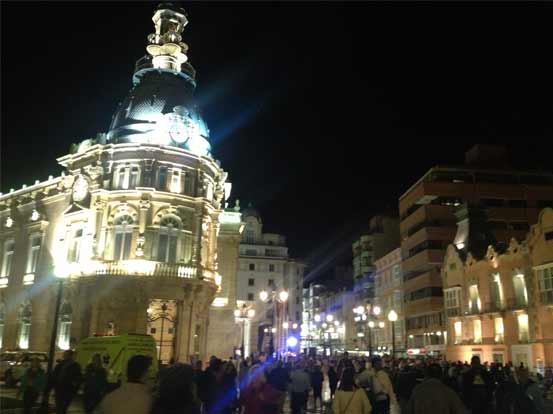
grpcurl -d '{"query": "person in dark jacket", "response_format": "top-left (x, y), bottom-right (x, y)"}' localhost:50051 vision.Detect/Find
top-left (461, 356), bottom-right (492, 414)
top-left (151, 363), bottom-right (200, 414)
top-left (394, 362), bottom-right (417, 413)
top-left (52, 350), bottom-right (82, 414)
top-left (328, 363), bottom-right (338, 399)
top-left (82, 353), bottom-right (108, 414)
top-left (310, 364), bottom-right (324, 411)
top-left (18, 358), bottom-right (47, 414)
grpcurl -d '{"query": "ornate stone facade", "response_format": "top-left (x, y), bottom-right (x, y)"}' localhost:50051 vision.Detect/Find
top-left (0, 4), bottom-right (241, 362)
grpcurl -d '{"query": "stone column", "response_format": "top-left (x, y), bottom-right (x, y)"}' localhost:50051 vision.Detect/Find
top-left (136, 199), bottom-right (150, 257)
top-left (93, 200), bottom-right (105, 259)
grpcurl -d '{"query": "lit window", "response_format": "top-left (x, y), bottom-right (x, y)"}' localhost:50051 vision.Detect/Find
top-left (158, 217), bottom-right (180, 263)
top-left (489, 273), bottom-right (503, 310)
top-left (57, 319), bottom-right (71, 350)
top-left (518, 314), bottom-right (529, 342)
top-left (116, 166), bottom-right (130, 190)
top-left (1, 240), bottom-right (15, 277)
top-left (494, 317), bottom-right (504, 343)
top-left (454, 321), bottom-right (462, 344)
top-left (19, 321), bottom-right (31, 350)
top-left (67, 229), bottom-right (83, 264)
top-left (26, 234), bottom-right (41, 274)
top-left (513, 273), bottom-right (528, 308)
top-left (468, 285), bottom-right (481, 313)
top-left (114, 215), bottom-right (134, 260)
top-left (473, 319), bottom-right (482, 344)
top-left (129, 166), bottom-right (140, 188)
top-left (170, 169), bottom-right (181, 193)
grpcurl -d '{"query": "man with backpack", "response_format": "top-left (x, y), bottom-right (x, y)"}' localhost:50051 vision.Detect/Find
top-left (356, 357), bottom-right (398, 414)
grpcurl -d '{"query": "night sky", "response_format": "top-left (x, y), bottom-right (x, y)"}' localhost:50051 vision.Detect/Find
top-left (2, 2), bottom-right (553, 280)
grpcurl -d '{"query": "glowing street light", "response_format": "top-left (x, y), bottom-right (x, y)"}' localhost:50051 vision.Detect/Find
top-left (373, 305), bottom-right (381, 316)
top-left (314, 314), bottom-right (321, 322)
top-left (378, 321), bottom-right (385, 329)
top-left (326, 314), bottom-right (334, 322)
top-left (387, 309), bottom-right (398, 358)
top-left (278, 290), bottom-right (289, 302)
top-left (259, 290), bottom-right (269, 302)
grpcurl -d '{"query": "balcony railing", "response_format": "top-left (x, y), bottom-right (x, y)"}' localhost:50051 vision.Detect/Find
top-left (67, 260), bottom-right (201, 280)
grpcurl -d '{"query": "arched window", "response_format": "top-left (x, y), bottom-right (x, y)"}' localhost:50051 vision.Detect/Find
top-left (158, 216), bottom-right (180, 262)
top-left (114, 215), bottom-right (134, 260)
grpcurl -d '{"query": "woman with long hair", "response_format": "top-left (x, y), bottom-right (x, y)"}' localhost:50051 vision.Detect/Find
top-left (332, 367), bottom-right (372, 414)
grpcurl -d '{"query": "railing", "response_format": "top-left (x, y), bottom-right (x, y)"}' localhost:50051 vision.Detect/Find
top-left (68, 260), bottom-right (200, 279)
top-left (541, 290), bottom-right (553, 305)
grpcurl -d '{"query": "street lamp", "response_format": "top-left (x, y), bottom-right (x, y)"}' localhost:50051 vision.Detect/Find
top-left (387, 309), bottom-right (398, 358)
top-left (234, 304), bottom-right (255, 358)
top-left (259, 288), bottom-right (288, 353)
top-left (42, 264), bottom-right (69, 410)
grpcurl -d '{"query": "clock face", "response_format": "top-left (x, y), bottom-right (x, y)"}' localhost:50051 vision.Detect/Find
top-left (72, 176), bottom-right (89, 202)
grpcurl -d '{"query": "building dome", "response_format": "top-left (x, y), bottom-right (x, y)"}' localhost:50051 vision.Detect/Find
top-left (106, 3), bottom-right (211, 157)
top-left (242, 203), bottom-right (261, 220)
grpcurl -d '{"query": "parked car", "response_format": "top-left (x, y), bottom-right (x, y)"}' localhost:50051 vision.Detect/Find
top-left (0, 351), bottom-right (48, 387)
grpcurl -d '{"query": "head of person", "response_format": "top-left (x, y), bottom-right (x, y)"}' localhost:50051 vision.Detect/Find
top-left (339, 367), bottom-right (356, 391)
top-left (194, 360), bottom-right (203, 371)
top-left (471, 355), bottom-right (481, 368)
top-left (371, 357), bottom-right (383, 371)
top-left (516, 367), bottom-right (530, 385)
top-left (424, 364), bottom-right (443, 380)
top-left (127, 355), bottom-right (151, 383)
top-left (63, 350), bottom-right (75, 361)
top-left (258, 352), bottom-right (267, 363)
top-left (153, 363), bottom-right (198, 412)
top-left (30, 357), bottom-right (41, 370)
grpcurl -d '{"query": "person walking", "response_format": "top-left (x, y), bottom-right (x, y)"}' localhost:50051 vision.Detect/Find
top-left (82, 353), bottom-right (108, 414)
top-left (328, 363), bottom-right (338, 400)
top-left (18, 357), bottom-right (47, 414)
top-left (332, 367), bottom-right (372, 414)
top-left (289, 361), bottom-right (311, 414)
top-left (403, 364), bottom-right (466, 414)
top-left (310, 364), bottom-right (324, 411)
top-left (98, 355), bottom-right (152, 414)
top-left (461, 356), bottom-right (492, 414)
top-left (52, 350), bottom-right (83, 414)
top-left (151, 363), bottom-right (201, 414)
top-left (369, 357), bottom-right (398, 414)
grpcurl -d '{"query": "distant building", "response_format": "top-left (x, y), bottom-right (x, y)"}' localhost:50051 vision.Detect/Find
top-left (373, 248), bottom-right (404, 355)
top-left (442, 207), bottom-right (553, 371)
top-left (400, 144), bottom-right (553, 356)
top-left (236, 205), bottom-right (304, 355)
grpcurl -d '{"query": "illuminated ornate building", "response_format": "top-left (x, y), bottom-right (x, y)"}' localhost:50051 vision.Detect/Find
top-left (442, 207), bottom-right (553, 371)
top-left (0, 4), bottom-right (242, 362)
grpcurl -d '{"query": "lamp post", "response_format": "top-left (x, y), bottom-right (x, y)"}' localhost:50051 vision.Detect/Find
top-left (354, 304), bottom-right (382, 356)
top-left (234, 304), bottom-right (255, 358)
top-left (259, 288), bottom-right (288, 354)
top-left (388, 309), bottom-right (398, 359)
top-left (41, 265), bottom-right (69, 410)
top-left (368, 321), bottom-right (375, 356)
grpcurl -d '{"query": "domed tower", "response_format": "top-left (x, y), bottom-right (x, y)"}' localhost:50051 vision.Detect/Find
top-left (28, 3), bottom-right (243, 362)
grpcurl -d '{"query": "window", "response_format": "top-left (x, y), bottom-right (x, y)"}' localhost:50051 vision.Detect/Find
top-left (489, 273), bottom-right (503, 311)
top-left (269, 264), bottom-right (275, 272)
top-left (454, 321), bottom-right (462, 344)
top-left (170, 169), bottom-right (181, 193)
top-left (1, 240), bottom-right (15, 277)
top-left (19, 322), bottom-right (31, 349)
top-left (245, 228), bottom-right (255, 244)
top-left (247, 293), bottom-right (254, 301)
top-left (248, 278), bottom-right (254, 286)
top-left (393, 291), bottom-right (402, 309)
top-left (114, 215), bottom-right (134, 260)
top-left (67, 229), bottom-right (83, 263)
top-left (57, 319), bottom-right (71, 350)
top-left (468, 285), bottom-right (481, 314)
top-left (245, 249), bottom-right (257, 256)
top-left (392, 265), bottom-right (401, 282)
top-left (267, 279), bottom-right (275, 287)
top-left (158, 166), bottom-right (168, 191)
top-left (26, 234), bottom-right (42, 275)
top-left (538, 266), bottom-right (553, 304)
top-left (158, 217), bottom-right (180, 263)
top-left (518, 314), bottom-right (529, 342)
top-left (184, 173), bottom-right (194, 195)
top-left (129, 167), bottom-right (140, 188)
top-left (494, 317), bottom-right (504, 343)
top-left (513, 273), bottom-right (528, 308)
top-left (249, 263), bottom-right (255, 271)
top-left (473, 319), bottom-right (482, 344)
top-left (117, 166), bottom-right (128, 189)
top-left (445, 288), bottom-right (461, 317)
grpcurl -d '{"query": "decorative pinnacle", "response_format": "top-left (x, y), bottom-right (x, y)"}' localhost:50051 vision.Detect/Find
top-left (146, 3), bottom-right (189, 71)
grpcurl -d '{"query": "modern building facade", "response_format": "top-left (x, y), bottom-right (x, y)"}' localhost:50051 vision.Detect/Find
top-left (442, 208), bottom-right (553, 372)
top-left (236, 205), bottom-right (304, 355)
top-left (399, 145), bottom-right (553, 355)
top-left (0, 4), bottom-right (242, 363)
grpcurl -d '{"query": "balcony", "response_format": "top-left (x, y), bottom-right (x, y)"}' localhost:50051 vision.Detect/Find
top-left (540, 290), bottom-right (553, 305)
top-left (65, 260), bottom-right (204, 280)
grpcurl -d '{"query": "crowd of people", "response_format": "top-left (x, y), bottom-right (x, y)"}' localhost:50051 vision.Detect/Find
top-left (14, 349), bottom-right (553, 414)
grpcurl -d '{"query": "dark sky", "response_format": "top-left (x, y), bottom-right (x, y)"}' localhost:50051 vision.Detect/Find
top-left (2, 2), bottom-right (553, 279)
